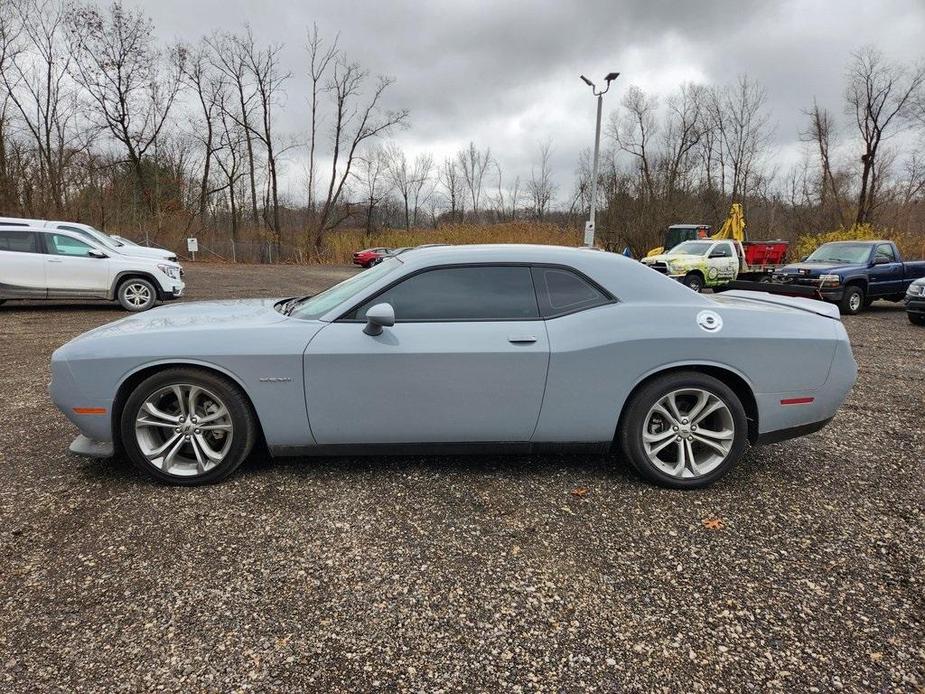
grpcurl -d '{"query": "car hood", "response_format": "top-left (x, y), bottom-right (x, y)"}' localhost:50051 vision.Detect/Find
top-left (643, 253), bottom-right (706, 265)
top-left (69, 298), bottom-right (290, 342)
top-left (113, 245), bottom-right (177, 261)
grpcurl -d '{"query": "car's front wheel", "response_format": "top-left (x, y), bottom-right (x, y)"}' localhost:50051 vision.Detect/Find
top-left (117, 278), bottom-right (158, 312)
top-left (682, 272), bottom-right (704, 293)
top-left (618, 371), bottom-right (748, 489)
top-left (120, 368), bottom-right (257, 485)
top-left (839, 285), bottom-right (864, 315)
top-left (909, 312), bottom-right (925, 326)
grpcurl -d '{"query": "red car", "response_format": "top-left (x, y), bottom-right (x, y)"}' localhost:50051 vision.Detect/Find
top-left (352, 247), bottom-right (391, 268)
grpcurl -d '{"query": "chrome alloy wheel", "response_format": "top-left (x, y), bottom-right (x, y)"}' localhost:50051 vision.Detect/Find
top-left (848, 292), bottom-right (862, 313)
top-left (134, 384), bottom-right (234, 476)
top-left (124, 282), bottom-right (153, 308)
top-left (642, 388), bottom-right (735, 479)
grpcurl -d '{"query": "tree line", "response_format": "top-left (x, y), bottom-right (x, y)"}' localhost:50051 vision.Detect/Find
top-left (0, 0), bottom-right (923, 260)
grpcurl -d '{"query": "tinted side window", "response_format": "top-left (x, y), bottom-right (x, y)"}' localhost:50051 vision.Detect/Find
top-left (0, 230), bottom-right (39, 253)
top-left (711, 244), bottom-right (732, 257)
top-left (875, 244), bottom-right (895, 262)
top-left (46, 234), bottom-right (95, 257)
top-left (355, 266), bottom-right (539, 321)
top-left (532, 267), bottom-right (610, 317)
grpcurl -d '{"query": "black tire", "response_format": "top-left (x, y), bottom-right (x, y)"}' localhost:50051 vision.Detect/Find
top-left (117, 277), bottom-right (158, 312)
top-left (120, 367), bottom-right (257, 486)
top-left (618, 371), bottom-right (748, 489)
top-left (909, 312), bottom-right (925, 326)
top-left (757, 274), bottom-right (772, 283)
top-left (838, 285), bottom-right (864, 315)
top-left (863, 297), bottom-right (875, 308)
top-left (682, 272), bottom-right (705, 293)
top-left (0, 299), bottom-right (6, 306)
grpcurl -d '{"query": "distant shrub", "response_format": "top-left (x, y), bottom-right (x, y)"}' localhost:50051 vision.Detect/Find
top-left (791, 224), bottom-right (924, 261)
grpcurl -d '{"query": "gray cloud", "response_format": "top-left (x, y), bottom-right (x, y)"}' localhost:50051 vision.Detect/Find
top-left (129, 0), bottom-right (925, 201)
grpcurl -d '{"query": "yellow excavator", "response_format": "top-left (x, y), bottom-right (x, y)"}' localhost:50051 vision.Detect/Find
top-left (645, 203), bottom-right (747, 257)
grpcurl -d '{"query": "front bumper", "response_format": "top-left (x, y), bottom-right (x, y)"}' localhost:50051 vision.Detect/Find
top-left (158, 279), bottom-right (185, 300)
top-left (904, 296), bottom-right (925, 314)
top-left (69, 435), bottom-right (114, 458)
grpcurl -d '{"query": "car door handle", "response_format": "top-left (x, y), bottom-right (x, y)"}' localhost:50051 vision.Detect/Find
top-left (508, 335), bottom-right (537, 344)
top-left (47, 259), bottom-right (64, 263)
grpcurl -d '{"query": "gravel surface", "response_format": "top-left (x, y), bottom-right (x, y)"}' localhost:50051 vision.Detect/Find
top-left (1, 263), bottom-right (923, 692)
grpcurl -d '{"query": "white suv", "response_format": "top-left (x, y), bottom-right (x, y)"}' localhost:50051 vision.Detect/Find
top-left (0, 226), bottom-right (184, 312)
top-left (0, 216), bottom-right (178, 263)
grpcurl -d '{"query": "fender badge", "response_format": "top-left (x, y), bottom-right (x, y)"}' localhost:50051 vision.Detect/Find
top-left (258, 377), bottom-right (292, 383)
top-left (696, 310), bottom-right (723, 333)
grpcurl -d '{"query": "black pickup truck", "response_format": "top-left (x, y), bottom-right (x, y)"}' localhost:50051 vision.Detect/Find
top-left (768, 240), bottom-right (925, 314)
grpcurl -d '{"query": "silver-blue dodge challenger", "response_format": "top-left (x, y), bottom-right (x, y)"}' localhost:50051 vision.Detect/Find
top-left (50, 245), bottom-right (858, 488)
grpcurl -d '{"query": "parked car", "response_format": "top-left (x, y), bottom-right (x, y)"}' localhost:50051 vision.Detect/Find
top-left (51, 244), bottom-right (857, 489)
top-left (641, 239), bottom-right (789, 292)
top-left (0, 225), bottom-right (184, 311)
top-left (905, 277), bottom-right (925, 325)
top-left (770, 240), bottom-right (925, 314)
top-left (0, 217), bottom-right (178, 262)
top-left (353, 247), bottom-right (391, 268)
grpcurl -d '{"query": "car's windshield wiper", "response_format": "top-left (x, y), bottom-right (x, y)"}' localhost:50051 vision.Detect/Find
top-left (280, 295), bottom-right (313, 316)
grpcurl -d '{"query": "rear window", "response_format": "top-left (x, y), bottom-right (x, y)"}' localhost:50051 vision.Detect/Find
top-left (0, 230), bottom-right (39, 253)
top-left (531, 267), bottom-right (611, 317)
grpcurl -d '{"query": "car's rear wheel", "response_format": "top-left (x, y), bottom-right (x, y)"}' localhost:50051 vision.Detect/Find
top-left (618, 371), bottom-right (748, 489)
top-left (120, 368), bottom-right (257, 485)
top-left (682, 272), bottom-right (704, 293)
top-left (117, 278), bottom-right (157, 312)
top-left (839, 285), bottom-right (864, 315)
top-left (909, 312), bottom-right (925, 326)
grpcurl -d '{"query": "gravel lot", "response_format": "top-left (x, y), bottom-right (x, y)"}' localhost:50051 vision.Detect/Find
top-left (1, 262), bottom-right (923, 692)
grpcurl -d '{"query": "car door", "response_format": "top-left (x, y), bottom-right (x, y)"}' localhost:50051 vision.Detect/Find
top-left (868, 243), bottom-right (904, 296)
top-left (43, 232), bottom-right (111, 297)
top-left (304, 265), bottom-right (550, 445)
top-left (0, 229), bottom-right (46, 298)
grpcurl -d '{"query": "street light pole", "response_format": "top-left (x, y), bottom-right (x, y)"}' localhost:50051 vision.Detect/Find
top-left (580, 72), bottom-right (619, 247)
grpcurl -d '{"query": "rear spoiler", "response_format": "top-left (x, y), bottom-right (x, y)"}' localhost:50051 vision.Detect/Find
top-left (720, 280), bottom-right (823, 300)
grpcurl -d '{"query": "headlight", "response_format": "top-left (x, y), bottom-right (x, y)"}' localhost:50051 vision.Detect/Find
top-left (908, 283), bottom-right (925, 296)
top-left (819, 274), bottom-right (841, 287)
top-left (157, 264), bottom-right (180, 280)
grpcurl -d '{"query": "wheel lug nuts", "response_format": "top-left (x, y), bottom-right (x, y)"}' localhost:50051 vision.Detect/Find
top-left (175, 427), bottom-right (181, 433)
top-left (673, 426), bottom-right (679, 431)
top-left (195, 429), bottom-right (201, 434)
top-left (676, 436), bottom-right (682, 441)
top-left (184, 435), bottom-right (190, 440)
top-left (681, 418), bottom-right (689, 424)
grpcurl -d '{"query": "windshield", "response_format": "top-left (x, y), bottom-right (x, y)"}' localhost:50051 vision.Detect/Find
top-left (288, 258), bottom-right (401, 320)
top-left (806, 243), bottom-right (871, 264)
top-left (669, 241), bottom-right (712, 256)
top-left (60, 225), bottom-right (122, 249)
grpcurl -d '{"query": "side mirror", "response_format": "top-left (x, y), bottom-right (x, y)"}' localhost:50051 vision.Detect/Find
top-left (800, 256), bottom-right (808, 262)
top-left (363, 303), bottom-right (395, 336)
top-left (88, 249), bottom-right (107, 259)
top-left (872, 256), bottom-right (890, 265)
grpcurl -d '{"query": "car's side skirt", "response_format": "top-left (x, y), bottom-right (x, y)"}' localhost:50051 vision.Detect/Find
top-left (269, 441), bottom-right (612, 458)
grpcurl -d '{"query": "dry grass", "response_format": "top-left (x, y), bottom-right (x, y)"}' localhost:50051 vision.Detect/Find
top-left (321, 222), bottom-right (582, 264)
top-left (792, 224), bottom-right (925, 260)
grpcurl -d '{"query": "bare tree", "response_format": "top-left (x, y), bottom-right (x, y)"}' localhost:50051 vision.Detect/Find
top-left (457, 141), bottom-right (491, 219)
top-left (385, 142), bottom-right (432, 230)
top-left (1, 0), bottom-right (85, 214)
top-left (66, 1), bottom-right (184, 218)
top-left (237, 28), bottom-right (290, 238)
top-left (305, 23), bottom-right (337, 213)
top-left (212, 88), bottom-right (248, 253)
top-left (845, 46), bottom-right (925, 224)
top-left (801, 100), bottom-right (847, 226)
top-left (353, 144), bottom-right (389, 236)
top-left (309, 49), bottom-right (408, 256)
top-left (182, 43), bottom-right (226, 223)
top-left (439, 156), bottom-right (465, 222)
top-left (206, 30), bottom-right (260, 225)
top-left (709, 75), bottom-right (772, 203)
top-left (527, 139), bottom-right (556, 219)
top-left (610, 85), bottom-right (658, 200)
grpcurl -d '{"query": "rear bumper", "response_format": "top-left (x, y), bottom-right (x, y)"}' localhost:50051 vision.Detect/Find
top-left (755, 417), bottom-right (833, 445)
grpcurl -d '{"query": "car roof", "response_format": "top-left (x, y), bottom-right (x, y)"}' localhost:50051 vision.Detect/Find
top-left (824, 239), bottom-right (889, 244)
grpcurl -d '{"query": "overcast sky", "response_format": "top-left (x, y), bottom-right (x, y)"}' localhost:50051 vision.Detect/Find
top-left (128, 0), bottom-right (925, 202)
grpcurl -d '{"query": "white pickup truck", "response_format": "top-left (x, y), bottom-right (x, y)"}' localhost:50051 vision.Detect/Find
top-left (641, 239), bottom-right (788, 292)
